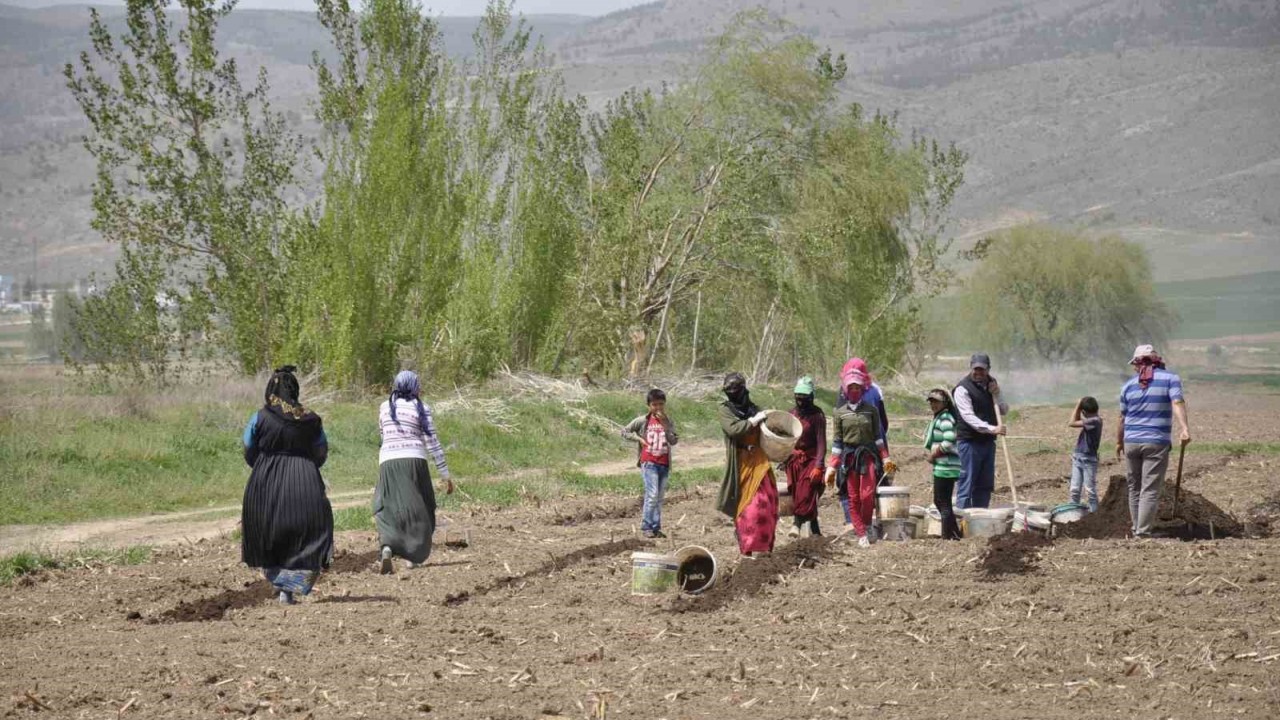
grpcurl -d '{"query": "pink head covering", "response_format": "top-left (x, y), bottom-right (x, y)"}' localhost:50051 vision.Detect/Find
top-left (840, 357), bottom-right (872, 389)
top-left (841, 368), bottom-right (868, 395)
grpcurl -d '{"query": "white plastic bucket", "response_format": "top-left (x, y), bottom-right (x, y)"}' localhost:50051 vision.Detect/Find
top-left (876, 486), bottom-right (911, 519)
top-left (631, 552), bottom-right (678, 595)
top-left (924, 507), bottom-right (944, 537)
top-left (759, 411), bottom-right (802, 462)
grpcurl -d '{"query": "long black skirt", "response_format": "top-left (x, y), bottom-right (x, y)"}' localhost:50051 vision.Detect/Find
top-left (241, 454), bottom-right (334, 571)
top-left (373, 458), bottom-right (437, 564)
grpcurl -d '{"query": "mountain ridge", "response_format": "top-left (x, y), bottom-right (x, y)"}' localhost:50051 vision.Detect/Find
top-left (1, 0), bottom-right (1277, 284)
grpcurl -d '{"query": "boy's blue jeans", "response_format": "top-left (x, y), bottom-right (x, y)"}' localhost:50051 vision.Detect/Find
top-left (641, 462), bottom-right (669, 533)
top-left (1070, 452), bottom-right (1099, 512)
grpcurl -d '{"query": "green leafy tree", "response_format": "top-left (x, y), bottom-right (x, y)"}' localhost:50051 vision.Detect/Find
top-left (962, 224), bottom-right (1175, 363)
top-left (65, 0), bottom-right (302, 379)
top-left (288, 0), bottom-right (583, 386)
top-left (561, 14), bottom-right (964, 380)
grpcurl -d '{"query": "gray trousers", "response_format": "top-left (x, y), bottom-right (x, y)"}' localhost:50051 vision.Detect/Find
top-left (1125, 444), bottom-right (1170, 536)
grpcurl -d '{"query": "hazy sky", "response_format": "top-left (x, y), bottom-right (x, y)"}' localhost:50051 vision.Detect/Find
top-left (17, 0), bottom-right (654, 15)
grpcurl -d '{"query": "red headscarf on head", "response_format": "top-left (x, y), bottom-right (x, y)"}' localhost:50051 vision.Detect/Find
top-left (1133, 353), bottom-right (1166, 389)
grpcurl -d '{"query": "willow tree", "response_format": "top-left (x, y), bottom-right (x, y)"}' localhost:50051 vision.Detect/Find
top-left (65, 0), bottom-right (302, 378)
top-left (962, 225), bottom-right (1175, 363)
top-left (562, 13), bottom-right (965, 380)
top-left (563, 14), bottom-right (835, 378)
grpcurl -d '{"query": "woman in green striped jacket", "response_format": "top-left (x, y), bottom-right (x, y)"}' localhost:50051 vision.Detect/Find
top-left (924, 388), bottom-right (963, 540)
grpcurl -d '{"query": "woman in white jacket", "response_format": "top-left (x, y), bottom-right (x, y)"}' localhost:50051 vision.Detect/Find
top-left (374, 371), bottom-right (454, 574)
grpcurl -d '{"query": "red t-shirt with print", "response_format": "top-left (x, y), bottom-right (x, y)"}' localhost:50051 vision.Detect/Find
top-left (639, 415), bottom-right (671, 466)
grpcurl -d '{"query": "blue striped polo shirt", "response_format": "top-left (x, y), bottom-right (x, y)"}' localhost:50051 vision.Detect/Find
top-left (1119, 369), bottom-right (1184, 446)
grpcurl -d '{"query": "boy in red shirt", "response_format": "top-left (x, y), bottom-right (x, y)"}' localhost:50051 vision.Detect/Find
top-left (621, 389), bottom-right (680, 538)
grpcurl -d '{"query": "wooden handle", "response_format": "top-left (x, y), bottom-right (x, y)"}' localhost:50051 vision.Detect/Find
top-left (994, 402), bottom-right (1019, 506)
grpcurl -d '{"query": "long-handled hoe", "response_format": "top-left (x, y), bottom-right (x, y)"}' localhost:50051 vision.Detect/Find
top-left (994, 403), bottom-right (1019, 506)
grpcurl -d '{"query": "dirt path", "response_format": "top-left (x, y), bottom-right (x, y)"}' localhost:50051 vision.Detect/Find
top-left (0, 441), bottom-right (726, 555)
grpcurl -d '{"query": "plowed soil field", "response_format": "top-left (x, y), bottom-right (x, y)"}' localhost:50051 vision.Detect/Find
top-left (3, 385), bottom-right (1278, 719)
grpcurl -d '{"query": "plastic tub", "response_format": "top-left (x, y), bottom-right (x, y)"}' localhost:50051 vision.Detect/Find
top-left (760, 411), bottom-right (802, 462)
top-left (631, 552), bottom-right (678, 595)
top-left (876, 486), bottom-right (911, 519)
top-left (674, 545), bottom-right (718, 595)
top-left (1050, 503), bottom-right (1089, 525)
top-left (879, 518), bottom-right (917, 541)
top-left (963, 509), bottom-right (1013, 538)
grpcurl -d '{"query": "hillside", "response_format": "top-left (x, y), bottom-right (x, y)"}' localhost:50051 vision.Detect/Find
top-left (552, 0), bottom-right (1280, 281)
top-left (1155, 270), bottom-right (1280, 340)
top-left (1, 0), bottom-right (1278, 288)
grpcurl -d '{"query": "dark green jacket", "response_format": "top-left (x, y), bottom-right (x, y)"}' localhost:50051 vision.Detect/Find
top-left (715, 400), bottom-right (758, 517)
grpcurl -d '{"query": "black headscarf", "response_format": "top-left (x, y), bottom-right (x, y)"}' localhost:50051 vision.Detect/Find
top-left (264, 366), bottom-right (307, 419)
top-left (722, 371), bottom-right (756, 419)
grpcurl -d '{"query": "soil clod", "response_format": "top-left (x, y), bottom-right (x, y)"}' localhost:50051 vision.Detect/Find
top-left (329, 549), bottom-right (381, 574)
top-left (979, 533), bottom-right (1053, 578)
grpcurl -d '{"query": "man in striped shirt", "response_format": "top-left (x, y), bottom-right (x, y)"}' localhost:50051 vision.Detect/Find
top-left (1116, 344), bottom-right (1192, 538)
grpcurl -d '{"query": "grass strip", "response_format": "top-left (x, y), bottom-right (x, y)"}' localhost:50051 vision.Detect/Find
top-left (0, 546), bottom-right (153, 586)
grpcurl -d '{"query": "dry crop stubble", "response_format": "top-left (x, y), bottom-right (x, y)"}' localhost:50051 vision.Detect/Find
top-left (1, 380), bottom-right (1278, 716)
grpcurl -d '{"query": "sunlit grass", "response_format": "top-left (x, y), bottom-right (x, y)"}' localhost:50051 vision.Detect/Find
top-left (0, 372), bottom-right (739, 525)
top-left (0, 546), bottom-right (152, 585)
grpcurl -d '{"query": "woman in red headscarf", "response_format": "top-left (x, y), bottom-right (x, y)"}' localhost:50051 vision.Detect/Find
top-left (824, 368), bottom-right (891, 547)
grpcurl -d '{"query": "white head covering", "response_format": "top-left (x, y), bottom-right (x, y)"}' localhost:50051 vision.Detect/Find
top-left (1130, 344), bottom-right (1157, 364)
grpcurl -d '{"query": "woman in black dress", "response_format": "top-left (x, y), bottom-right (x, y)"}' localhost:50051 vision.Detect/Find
top-left (240, 366), bottom-right (334, 604)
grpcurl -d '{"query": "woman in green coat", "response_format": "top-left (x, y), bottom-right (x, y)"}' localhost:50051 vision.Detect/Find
top-left (715, 372), bottom-right (777, 557)
top-left (924, 388), bottom-right (963, 540)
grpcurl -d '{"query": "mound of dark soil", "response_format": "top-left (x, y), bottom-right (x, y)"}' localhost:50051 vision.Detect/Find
top-left (1060, 474), bottom-right (1243, 540)
top-left (667, 536), bottom-right (832, 613)
top-left (157, 581), bottom-right (275, 623)
top-left (329, 549), bottom-right (381, 574)
top-left (979, 533), bottom-right (1053, 578)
